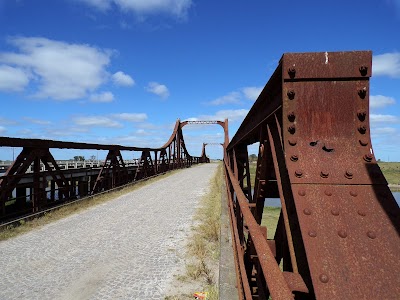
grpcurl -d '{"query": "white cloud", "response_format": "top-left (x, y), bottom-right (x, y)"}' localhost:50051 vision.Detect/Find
top-left (112, 71), bottom-right (135, 86)
top-left (370, 95), bottom-right (396, 109)
top-left (77, 0), bottom-right (192, 18)
top-left (371, 127), bottom-right (397, 136)
top-left (198, 109), bottom-right (249, 122)
top-left (90, 91), bottom-right (115, 102)
top-left (112, 113), bottom-right (147, 122)
top-left (208, 92), bottom-right (241, 105)
top-left (73, 116), bottom-right (122, 127)
top-left (242, 86), bottom-right (262, 101)
top-left (0, 65), bottom-right (30, 92)
top-left (23, 117), bottom-right (52, 125)
top-left (77, 0), bottom-right (112, 11)
top-left (0, 117), bottom-right (17, 125)
top-left (370, 114), bottom-right (399, 123)
top-left (0, 126), bottom-right (6, 134)
top-left (373, 52), bottom-right (400, 78)
top-left (0, 36), bottom-right (112, 100)
top-left (146, 81), bottom-right (169, 99)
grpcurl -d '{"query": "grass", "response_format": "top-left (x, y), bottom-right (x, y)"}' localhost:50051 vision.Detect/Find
top-left (378, 162), bottom-right (400, 189)
top-left (260, 206), bottom-right (281, 239)
top-left (186, 163), bottom-right (222, 299)
top-left (0, 168), bottom-right (185, 241)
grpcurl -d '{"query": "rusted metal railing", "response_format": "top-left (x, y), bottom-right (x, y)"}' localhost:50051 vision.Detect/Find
top-left (0, 119), bottom-right (209, 222)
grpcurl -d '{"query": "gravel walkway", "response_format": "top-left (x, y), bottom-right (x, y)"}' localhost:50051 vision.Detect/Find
top-left (0, 163), bottom-right (218, 300)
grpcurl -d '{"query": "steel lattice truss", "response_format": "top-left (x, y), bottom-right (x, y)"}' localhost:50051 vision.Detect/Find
top-left (0, 119), bottom-right (210, 222)
top-left (223, 51), bottom-right (400, 299)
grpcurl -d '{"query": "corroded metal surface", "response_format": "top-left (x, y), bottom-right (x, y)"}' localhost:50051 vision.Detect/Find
top-left (225, 51), bottom-right (400, 299)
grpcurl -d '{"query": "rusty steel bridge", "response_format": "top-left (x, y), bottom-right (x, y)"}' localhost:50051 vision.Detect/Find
top-left (1, 51), bottom-right (399, 299)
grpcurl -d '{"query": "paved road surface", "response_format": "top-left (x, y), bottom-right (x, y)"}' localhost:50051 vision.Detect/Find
top-left (0, 163), bottom-right (218, 300)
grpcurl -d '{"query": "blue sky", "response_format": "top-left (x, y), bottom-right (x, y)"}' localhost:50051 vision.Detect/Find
top-left (0, 0), bottom-right (399, 161)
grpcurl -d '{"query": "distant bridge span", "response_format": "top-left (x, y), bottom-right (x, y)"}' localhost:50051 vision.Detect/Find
top-left (0, 119), bottom-right (224, 221)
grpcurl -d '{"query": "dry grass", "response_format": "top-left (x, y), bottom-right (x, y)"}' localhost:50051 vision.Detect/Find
top-left (261, 206), bottom-right (281, 239)
top-left (166, 163), bottom-right (223, 300)
top-left (0, 169), bottom-right (184, 241)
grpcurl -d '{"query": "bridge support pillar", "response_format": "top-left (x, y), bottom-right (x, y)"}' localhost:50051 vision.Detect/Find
top-left (78, 178), bottom-right (88, 197)
top-left (16, 186), bottom-right (27, 210)
top-left (50, 181), bottom-right (56, 202)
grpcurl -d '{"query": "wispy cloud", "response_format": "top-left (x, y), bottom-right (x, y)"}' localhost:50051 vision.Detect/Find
top-left (205, 86), bottom-right (262, 106)
top-left (73, 116), bottom-right (122, 128)
top-left (146, 81), bottom-right (169, 99)
top-left (0, 36), bottom-right (112, 100)
top-left (0, 126), bottom-right (6, 134)
top-left (208, 92), bottom-right (241, 106)
top-left (371, 127), bottom-right (397, 136)
top-left (370, 95), bottom-right (396, 109)
top-left (197, 109), bottom-right (249, 122)
top-left (77, 0), bottom-right (193, 19)
top-left (23, 117), bottom-right (52, 125)
top-left (112, 113), bottom-right (147, 122)
top-left (242, 86), bottom-right (262, 101)
top-left (0, 117), bottom-right (17, 125)
top-left (112, 71), bottom-right (135, 87)
top-left (373, 52), bottom-right (400, 78)
top-left (370, 114), bottom-right (399, 123)
top-left (89, 91), bottom-right (115, 102)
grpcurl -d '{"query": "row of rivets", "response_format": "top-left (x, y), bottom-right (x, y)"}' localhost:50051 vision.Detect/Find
top-left (356, 80), bottom-right (373, 165)
top-left (299, 190), bottom-right (359, 197)
top-left (306, 228), bottom-right (375, 239)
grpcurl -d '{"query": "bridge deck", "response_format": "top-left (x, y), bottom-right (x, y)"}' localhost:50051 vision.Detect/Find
top-left (0, 163), bottom-right (218, 300)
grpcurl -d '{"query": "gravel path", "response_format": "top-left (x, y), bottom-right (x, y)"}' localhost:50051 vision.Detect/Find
top-left (0, 163), bottom-right (218, 300)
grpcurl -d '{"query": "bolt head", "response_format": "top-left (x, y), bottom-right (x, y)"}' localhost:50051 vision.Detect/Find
top-left (288, 125), bottom-right (296, 134)
top-left (359, 65), bottom-right (368, 76)
top-left (331, 208), bottom-right (340, 216)
top-left (308, 230), bottom-right (317, 238)
top-left (287, 90), bottom-right (296, 99)
top-left (287, 112), bottom-right (296, 122)
top-left (357, 111), bottom-right (367, 121)
top-left (298, 189), bottom-right (306, 196)
top-left (320, 170), bottom-right (329, 178)
top-left (319, 274), bottom-right (329, 283)
top-left (358, 125), bottom-right (367, 134)
top-left (295, 169), bottom-right (303, 178)
top-left (345, 170), bottom-right (353, 179)
top-left (288, 67), bottom-right (296, 78)
top-left (363, 154), bottom-right (373, 162)
top-left (358, 87), bottom-right (367, 98)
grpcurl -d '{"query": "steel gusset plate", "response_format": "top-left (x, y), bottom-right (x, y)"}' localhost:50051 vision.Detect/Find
top-left (280, 51), bottom-right (400, 298)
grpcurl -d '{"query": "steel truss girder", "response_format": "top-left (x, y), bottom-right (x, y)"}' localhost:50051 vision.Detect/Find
top-left (0, 147), bottom-right (70, 214)
top-left (225, 51), bottom-right (400, 299)
top-left (0, 119), bottom-right (206, 221)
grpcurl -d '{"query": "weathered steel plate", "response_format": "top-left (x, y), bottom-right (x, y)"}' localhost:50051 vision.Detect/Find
top-left (291, 184), bottom-right (400, 299)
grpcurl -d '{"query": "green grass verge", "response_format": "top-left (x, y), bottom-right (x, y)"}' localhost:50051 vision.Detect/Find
top-left (261, 206), bottom-right (281, 238)
top-left (378, 162), bottom-right (400, 186)
top-left (0, 168), bottom-right (185, 241)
